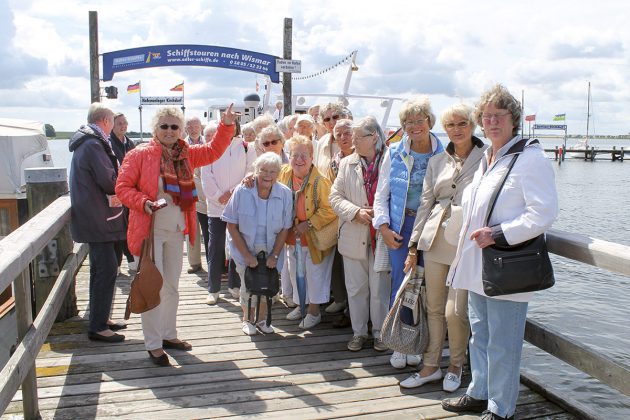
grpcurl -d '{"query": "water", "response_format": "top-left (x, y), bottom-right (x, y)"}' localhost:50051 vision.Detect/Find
top-left (49, 137), bottom-right (630, 417)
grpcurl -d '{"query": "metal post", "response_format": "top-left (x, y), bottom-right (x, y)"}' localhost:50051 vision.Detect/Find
top-left (282, 18), bottom-right (293, 117)
top-left (139, 105), bottom-right (144, 142)
top-left (89, 11), bottom-right (100, 103)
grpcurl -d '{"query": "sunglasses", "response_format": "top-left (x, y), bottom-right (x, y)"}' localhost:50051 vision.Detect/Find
top-left (159, 124), bottom-right (180, 130)
top-left (262, 139), bottom-right (281, 147)
top-left (323, 114), bottom-right (341, 123)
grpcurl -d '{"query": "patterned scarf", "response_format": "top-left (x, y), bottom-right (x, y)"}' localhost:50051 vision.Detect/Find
top-left (329, 149), bottom-right (344, 179)
top-left (360, 150), bottom-right (383, 250)
top-left (160, 139), bottom-right (197, 211)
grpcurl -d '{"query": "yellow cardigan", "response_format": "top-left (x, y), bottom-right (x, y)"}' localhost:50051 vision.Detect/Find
top-left (278, 164), bottom-right (337, 264)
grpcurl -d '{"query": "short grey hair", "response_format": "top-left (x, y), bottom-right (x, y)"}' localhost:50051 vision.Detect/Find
top-left (251, 113), bottom-right (275, 134)
top-left (186, 116), bottom-right (202, 125)
top-left (441, 103), bottom-right (477, 132)
top-left (399, 96), bottom-right (436, 129)
top-left (203, 121), bottom-right (219, 137)
top-left (353, 116), bottom-right (386, 153)
top-left (87, 102), bottom-right (114, 124)
top-left (333, 118), bottom-right (353, 136)
top-left (474, 84), bottom-right (521, 136)
top-left (253, 152), bottom-right (282, 175)
top-left (151, 107), bottom-right (185, 135)
top-left (242, 123), bottom-right (255, 135)
top-left (256, 125), bottom-right (285, 150)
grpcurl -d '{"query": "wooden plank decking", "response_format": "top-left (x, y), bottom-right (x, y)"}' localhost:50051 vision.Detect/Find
top-left (3, 258), bottom-right (574, 419)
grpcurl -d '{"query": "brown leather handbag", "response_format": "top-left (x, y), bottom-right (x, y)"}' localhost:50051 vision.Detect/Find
top-left (124, 215), bottom-right (163, 319)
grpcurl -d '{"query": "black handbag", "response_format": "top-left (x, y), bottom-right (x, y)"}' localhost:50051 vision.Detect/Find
top-left (244, 251), bottom-right (280, 326)
top-left (481, 139), bottom-right (555, 296)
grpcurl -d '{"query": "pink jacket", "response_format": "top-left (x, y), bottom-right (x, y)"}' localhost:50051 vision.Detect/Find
top-left (116, 122), bottom-right (234, 255)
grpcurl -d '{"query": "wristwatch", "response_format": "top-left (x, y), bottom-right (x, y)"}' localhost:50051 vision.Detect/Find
top-left (271, 253), bottom-right (279, 260)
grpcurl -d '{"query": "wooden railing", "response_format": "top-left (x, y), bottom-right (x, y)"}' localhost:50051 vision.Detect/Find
top-left (521, 228), bottom-right (630, 417)
top-left (0, 196), bottom-right (88, 419)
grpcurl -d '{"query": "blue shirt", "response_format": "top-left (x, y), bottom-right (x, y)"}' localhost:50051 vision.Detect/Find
top-left (406, 150), bottom-right (432, 210)
top-left (221, 181), bottom-right (293, 270)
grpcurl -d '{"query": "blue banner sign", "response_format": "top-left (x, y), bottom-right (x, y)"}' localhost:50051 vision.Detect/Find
top-left (102, 45), bottom-right (280, 82)
top-left (533, 124), bottom-right (567, 130)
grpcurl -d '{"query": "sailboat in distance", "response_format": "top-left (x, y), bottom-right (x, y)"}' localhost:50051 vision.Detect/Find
top-left (571, 82), bottom-right (592, 151)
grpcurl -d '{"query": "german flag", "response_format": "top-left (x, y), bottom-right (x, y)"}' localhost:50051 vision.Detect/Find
top-left (127, 82), bottom-right (140, 93)
top-left (170, 82), bottom-right (184, 92)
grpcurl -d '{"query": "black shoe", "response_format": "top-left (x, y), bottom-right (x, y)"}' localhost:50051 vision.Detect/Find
top-left (481, 410), bottom-right (514, 420)
top-left (441, 394), bottom-right (488, 413)
top-left (87, 331), bottom-right (125, 343)
top-left (107, 322), bottom-right (127, 331)
top-left (332, 314), bottom-right (351, 328)
top-left (187, 265), bottom-right (202, 274)
top-left (148, 350), bottom-right (171, 366)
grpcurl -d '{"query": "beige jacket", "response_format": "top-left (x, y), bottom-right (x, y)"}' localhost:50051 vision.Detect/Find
top-left (409, 137), bottom-right (488, 251)
top-left (329, 153), bottom-right (372, 260)
top-left (313, 133), bottom-right (339, 179)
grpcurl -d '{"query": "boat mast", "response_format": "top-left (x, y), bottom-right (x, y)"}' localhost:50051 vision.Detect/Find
top-left (586, 81), bottom-right (591, 147)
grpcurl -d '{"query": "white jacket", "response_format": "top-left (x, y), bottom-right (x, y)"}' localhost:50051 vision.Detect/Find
top-left (201, 138), bottom-right (256, 217)
top-left (447, 136), bottom-right (558, 302)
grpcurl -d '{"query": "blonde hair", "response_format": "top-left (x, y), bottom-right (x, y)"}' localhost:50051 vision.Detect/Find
top-left (440, 103), bottom-right (477, 132)
top-left (286, 134), bottom-right (314, 157)
top-left (399, 96), bottom-right (436, 129)
top-left (151, 107), bottom-right (185, 135)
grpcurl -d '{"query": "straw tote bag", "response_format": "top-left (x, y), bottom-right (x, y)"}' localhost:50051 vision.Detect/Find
top-left (124, 215), bottom-right (163, 319)
top-left (310, 176), bottom-right (339, 251)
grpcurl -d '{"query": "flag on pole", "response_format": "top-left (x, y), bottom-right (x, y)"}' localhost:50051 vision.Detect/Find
top-left (525, 114), bottom-right (536, 122)
top-left (553, 113), bottom-right (566, 121)
top-left (170, 82), bottom-right (184, 92)
top-left (127, 82), bottom-right (140, 93)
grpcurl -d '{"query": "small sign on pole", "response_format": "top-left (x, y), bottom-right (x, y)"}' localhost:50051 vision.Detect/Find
top-left (276, 59), bottom-right (301, 73)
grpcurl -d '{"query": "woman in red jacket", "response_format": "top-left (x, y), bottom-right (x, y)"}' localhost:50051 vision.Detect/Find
top-left (116, 105), bottom-right (236, 366)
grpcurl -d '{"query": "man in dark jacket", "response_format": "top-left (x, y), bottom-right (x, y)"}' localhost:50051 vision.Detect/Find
top-left (109, 112), bottom-right (136, 272)
top-left (69, 102), bottom-right (126, 342)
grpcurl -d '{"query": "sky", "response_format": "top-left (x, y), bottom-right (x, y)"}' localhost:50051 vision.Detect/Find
top-left (1, 0), bottom-right (629, 135)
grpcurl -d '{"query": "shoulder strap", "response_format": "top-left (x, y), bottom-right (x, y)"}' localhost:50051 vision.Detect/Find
top-left (483, 138), bottom-right (537, 225)
top-left (312, 176), bottom-right (320, 210)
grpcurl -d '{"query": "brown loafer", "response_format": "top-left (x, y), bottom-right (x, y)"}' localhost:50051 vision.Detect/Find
top-left (442, 394), bottom-right (488, 413)
top-left (148, 350), bottom-right (171, 366)
top-left (162, 339), bottom-right (193, 351)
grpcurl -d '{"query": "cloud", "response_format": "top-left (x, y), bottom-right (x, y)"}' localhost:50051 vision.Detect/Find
top-left (547, 29), bottom-right (624, 59)
top-left (0, 0), bottom-right (48, 88)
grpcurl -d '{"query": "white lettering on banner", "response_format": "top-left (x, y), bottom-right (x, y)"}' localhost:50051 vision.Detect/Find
top-left (113, 54), bottom-right (145, 66)
top-left (141, 96), bottom-right (184, 105)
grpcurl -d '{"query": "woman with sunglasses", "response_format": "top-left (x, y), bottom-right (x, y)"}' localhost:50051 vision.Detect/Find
top-left (373, 96), bottom-right (444, 369)
top-left (398, 103), bottom-right (487, 391)
top-left (116, 105), bottom-right (236, 366)
top-left (313, 102), bottom-right (349, 177)
top-left (255, 125), bottom-right (289, 163)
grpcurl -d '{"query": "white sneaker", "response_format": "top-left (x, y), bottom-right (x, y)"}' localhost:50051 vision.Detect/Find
top-left (442, 371), bottom-right (462, 392)
top-left (272, 293), bottom-right (280, 304)
top-left (399, 369), bottom-right (443, 389)
top-left (406, 354), bottom-right (422, 366)
top-left (298, 313), bottom-right (321, 329)
top-left (205, 292), bottom-right (219, 305)
top-left (325, 300), bottom-right (347, 314)
top-left (390, 351), bottom-right (407, 369)
top-left (228, 287), bottom-right (240, 299)
top-left (286, 306), bottom-right (302, 320)
top-left (242, 321), bottom-right (257, 336)
top-left (283, 295), bottom-right (298, 308)
top-left (256, 320), bottom-right (274, 334)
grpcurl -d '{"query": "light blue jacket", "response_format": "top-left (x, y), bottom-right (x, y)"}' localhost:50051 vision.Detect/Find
top-left (222, 181), bottom-right (293, 270)
top-left (373, 133), bottom-right (444, 234)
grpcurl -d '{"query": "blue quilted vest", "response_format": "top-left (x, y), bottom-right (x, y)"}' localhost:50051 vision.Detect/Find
top-left (388, 133), bottom-right (444, 233)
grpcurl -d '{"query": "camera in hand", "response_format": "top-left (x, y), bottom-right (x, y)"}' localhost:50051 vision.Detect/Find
top-left (151, 198), bottom-right (167, 211)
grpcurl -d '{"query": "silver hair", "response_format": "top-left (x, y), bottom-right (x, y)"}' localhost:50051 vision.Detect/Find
top-left (399, 96), bottom-right (436, 129)
top-left (203, 121), bottom-right (219, 136)
top-left (241, 123), bottom-right (255, 135)
top-left (256, 125), bottom-right (285, 150)
top-left (250, 113), bottom-right (275, 134)
top-left (333, 118), bottom-right (353, 135)
top-left (440, 103), bottom-right (477, 132)
top-left (151, 107), bottom-right (185, 135)
top-left (352, 116), bottom-right (386, 153)
top-left (253, 152), bottom-right (282, 175)
top-left (87, 102), bottom-right (114, 124)
top-left (185, 116), bottom-right (202, 125)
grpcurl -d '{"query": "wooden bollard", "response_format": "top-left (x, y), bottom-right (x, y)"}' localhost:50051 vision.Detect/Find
top-left (554, 146), bottom-right (558, 161)
top-left (25, 168), bottom-right (77, 321)
top-left (612, 146), bottom-right (617, 162)
top-left (621, 147), bottom-right (624, 162)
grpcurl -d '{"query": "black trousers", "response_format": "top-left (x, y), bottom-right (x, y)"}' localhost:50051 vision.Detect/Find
top-left (207, 217), bottom-right (240, 293)
top-left (88, 242), bottom-right (118, 333)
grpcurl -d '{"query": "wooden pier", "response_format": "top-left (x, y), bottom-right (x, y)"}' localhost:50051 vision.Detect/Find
top-left (544, 146), bottom-right (625, 162)
top-left (2, 260), bottom-right (575, 420)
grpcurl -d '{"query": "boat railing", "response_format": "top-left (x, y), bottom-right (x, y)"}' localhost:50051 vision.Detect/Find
top-left (0, 200), bottom-right (628, 418)
top-left (0, 196), bottom-right (89, 419)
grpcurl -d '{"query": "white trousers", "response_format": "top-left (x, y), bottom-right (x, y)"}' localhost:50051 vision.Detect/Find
top-left (280, 245), bottom-right (292, 297)
top-left (343, 245), bottom-right (391, 338)
top-left (186, 219), bottom-right (201, 267)
top-left (285, 245), bottom-right (334, 305)
top-left (141, 228), bottom-right (184, 350)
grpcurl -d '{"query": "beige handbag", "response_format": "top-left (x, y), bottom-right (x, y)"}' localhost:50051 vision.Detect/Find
top-left (310, 176), bottom-right (338, 251)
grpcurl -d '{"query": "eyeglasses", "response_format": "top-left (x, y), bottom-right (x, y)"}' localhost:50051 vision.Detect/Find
top-left (444, 121), bottom-right (470, 130)
top-left (404, 117), bottom-right (428, 127)
top-left (323, 114), bottom-right (341, 123)
top-left (356, 132), bottom-right (375, 139)
top-left (481, 112), bottom-right (511, 123)
top-left (159, 124), bottom-right (180, 130)
top-left (262, 139), bottom-right (282, 147)
top-left (290, 152), bottom-right (310, 161)
top-left (258, 169), bottom-right (279, 176)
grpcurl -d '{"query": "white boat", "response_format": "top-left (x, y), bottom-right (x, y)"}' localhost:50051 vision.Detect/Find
top-left (570, 82), bottom-right (593, 152)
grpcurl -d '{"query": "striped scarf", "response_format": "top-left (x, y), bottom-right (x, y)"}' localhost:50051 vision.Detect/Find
top-left (160, 139), bottom-right (197, 211)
